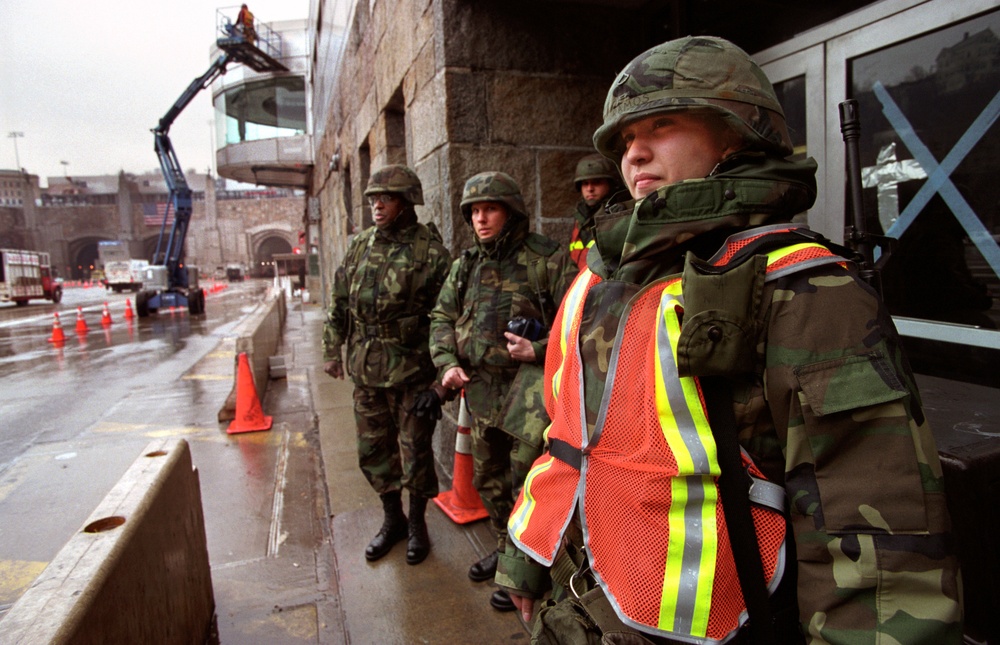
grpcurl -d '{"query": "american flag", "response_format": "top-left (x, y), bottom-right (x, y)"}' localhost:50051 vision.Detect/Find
top-left (143, 202), bottom-right (174, 227)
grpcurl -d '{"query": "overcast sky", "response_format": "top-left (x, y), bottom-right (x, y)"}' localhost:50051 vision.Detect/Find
top-left (1, 1), bottom-right (308, 186)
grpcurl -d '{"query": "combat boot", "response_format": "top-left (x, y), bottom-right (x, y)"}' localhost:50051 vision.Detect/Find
top-left (365, 491), bottom-right (408, 561)
top-left (405, 494), bottom-right (431, 565)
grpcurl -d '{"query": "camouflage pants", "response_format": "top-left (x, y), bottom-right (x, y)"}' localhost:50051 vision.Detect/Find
top-left (352, 383), bottom-right (439, 498)
top-left (471, 421), bottom-right (543, 551)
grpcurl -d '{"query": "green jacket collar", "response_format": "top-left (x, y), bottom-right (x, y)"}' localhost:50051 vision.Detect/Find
top-left (591, 155), bottom-right (817, 284)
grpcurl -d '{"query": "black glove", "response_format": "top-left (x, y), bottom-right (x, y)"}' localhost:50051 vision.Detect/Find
top-left (411, 389), bottom-right (442, 421)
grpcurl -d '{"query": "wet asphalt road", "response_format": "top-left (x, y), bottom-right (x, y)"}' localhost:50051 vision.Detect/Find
top-left (0, 280), bottom-right (270, 616)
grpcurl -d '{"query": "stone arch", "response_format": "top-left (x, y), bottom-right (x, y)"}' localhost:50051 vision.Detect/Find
top-left (246, 225), bottom-right (295, 277)
top-left (67, 236), bottom-right (112, 279)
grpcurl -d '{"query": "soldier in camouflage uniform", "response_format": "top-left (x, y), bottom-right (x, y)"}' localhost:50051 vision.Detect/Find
top-left (429, 171), bottom-right (577, 612)
top-left (567, 153), bottom-right (622, 271)
top-left (498, 37), bottom-right (963, 644)
top-left (323, 165), bottom-right (452, 566)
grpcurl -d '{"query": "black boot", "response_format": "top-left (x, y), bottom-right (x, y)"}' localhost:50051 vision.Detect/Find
top-left (468, 550), bottom-right (499, 582)
top-left (365, 491), bottom-right (408, 561)
top-left (406, 494), bottom-right (431, 565)
top-left (490, 589), bottom-right (516, 612)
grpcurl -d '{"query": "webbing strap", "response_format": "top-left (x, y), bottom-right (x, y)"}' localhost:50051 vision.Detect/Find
top-left (701, 375), bottom-right (776, 644)
top-left (549, 437), bottom-right (581, 470)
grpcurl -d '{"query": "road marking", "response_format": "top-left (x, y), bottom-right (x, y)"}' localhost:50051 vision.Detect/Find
top-left (0, 560), bottom-right (48, 604)
top-left (91, 421), bottom-right (149, 433)
top-left (267, 424), bottom-right (291, 558)
top-left (182, 373), bottom-right (231, 381)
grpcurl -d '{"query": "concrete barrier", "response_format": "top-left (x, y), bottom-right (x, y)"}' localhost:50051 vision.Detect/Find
top-left (0, 439), bottom-right (215, 645)
top-left (218, 287), bottom-right (287, 422)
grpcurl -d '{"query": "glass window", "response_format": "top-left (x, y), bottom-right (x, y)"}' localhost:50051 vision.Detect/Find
top-left (847, 9), bottom-right (1000, 384)
top-left (773, 75), bottom-right (807, 161)
top-left (214, 76), bottom-right (307, 147)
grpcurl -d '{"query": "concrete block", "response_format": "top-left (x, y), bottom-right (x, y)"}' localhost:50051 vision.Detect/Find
top-left (220, 288), bottom-right (287, 421)
top-left (0, 439), bottom-right (215, 645)
top-left (269, 355), bottom-right (288, 379)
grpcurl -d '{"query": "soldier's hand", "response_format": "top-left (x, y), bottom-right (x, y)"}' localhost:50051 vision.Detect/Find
top-left (410, 389), bottom-right (442, 421)
top-left (504, 332), bottom-right (536, 363)
top-left (509, 592), bottom-right (535, 623)
top-left (442, 366), bottom-right (470, 391)
top-left (323, 360), bottom-right (344, 379)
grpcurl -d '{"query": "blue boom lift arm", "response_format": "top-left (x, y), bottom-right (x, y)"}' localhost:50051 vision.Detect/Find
top-left (152, 51), bottom-right (233, 292)
top-left (140, 20), bottom-right (286, 317)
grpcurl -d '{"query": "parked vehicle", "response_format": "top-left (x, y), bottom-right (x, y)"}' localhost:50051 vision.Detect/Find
top-left (0, 249), bottom-right (62, 305)
top-left (104, 259), bottom-right (149, 293)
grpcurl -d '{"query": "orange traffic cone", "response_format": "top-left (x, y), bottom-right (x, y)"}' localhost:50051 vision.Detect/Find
top-left (433, 391), bottom-right (489, 524)
top-left (124, 299), bottom-right (134, 320)
top-left (48, 312), bottom-right (66, 344)
top-left (75, 307), bottom-right (88, 333)
top-left (227, 352), bottom-right (273, 434)
top-left (101, 302), bottom-right (113, 326)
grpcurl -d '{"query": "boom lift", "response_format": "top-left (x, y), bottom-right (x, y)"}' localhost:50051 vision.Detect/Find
top-left (137, 14), bottom-right (287, 317)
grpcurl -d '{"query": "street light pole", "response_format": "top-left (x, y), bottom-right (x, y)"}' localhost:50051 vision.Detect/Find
top-left (60, 160), bottom-right (70, 177)
top-left (8, 131), bottom-right (24, 170)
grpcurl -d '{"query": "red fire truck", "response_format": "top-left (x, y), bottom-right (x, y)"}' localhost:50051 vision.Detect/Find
top-left (0, 249), bottom-right (63, 306)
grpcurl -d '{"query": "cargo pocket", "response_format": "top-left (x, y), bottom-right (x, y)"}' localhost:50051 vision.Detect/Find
top-left (794, 351), bottom-right (927, 533)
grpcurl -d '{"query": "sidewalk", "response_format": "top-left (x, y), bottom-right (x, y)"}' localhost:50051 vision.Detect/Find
top-left (218, 300), bottom-right (530, 644)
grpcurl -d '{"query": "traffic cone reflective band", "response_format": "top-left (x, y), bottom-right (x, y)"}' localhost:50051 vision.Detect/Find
top-left (75, 307), bottom-right (88, 333)
top-left (433, 391), bottom-right (489, 524)
top-left (48, 312), bottom-right (66, 344)
top-left (101, 302), bottom-right (112, 326)
top-left (124, 299), bottom-right (134, 320)
top-left (227, 352), bottom-right (273, 434)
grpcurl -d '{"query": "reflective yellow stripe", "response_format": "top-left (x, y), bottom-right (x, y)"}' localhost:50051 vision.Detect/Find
top-left (510, 455), bottom-right (556, 540)
top-left (569, 240), bottom-right (585, 251)
top-left (765, 242), bottom-right (816, 266)
top-left (551, 270), bottom-right (590, 402)
top-left (653, 279), bottom-right (719, 637)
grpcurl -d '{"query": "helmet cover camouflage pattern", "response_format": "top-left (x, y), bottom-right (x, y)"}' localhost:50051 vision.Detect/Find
top-left (573, 153), bottom-right (622, 190)
top-left (460, 171), bottom-right (528, 222)
top-left (593, 36), bottom-right (793, 159)
top-left (364, 164), bottom-right (424, 205)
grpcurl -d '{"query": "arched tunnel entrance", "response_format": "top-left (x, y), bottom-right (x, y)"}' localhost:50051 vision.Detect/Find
top-left (68, 237), bottom-right (109, 280)
top-left (253, 235), bottom-right (293, 277)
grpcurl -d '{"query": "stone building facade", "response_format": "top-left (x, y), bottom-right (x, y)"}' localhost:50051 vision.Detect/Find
top-left (309, 0), bottom-right (665, 295)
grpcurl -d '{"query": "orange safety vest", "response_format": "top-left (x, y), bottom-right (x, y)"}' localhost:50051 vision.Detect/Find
top-left (509, 226), bottom-right (845, 643)
top-left (568, 223), bottom-right (594, 271)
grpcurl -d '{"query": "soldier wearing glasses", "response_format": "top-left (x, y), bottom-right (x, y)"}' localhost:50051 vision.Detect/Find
top-left (323, 165), bottom-right (452, 566)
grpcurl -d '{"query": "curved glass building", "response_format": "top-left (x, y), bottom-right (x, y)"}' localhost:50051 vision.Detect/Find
top-left (212, 18), bottom-right (312, 188)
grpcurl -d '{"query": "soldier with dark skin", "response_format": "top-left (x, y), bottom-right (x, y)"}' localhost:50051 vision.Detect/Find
top-left (429, 172), bottom-right (577, 612)
top-left (498, 37), bottom-right (962, 644)
top-left (567, 153), bottom-right (622, 271)
top-left (323, 165), bottom-right (451, 566)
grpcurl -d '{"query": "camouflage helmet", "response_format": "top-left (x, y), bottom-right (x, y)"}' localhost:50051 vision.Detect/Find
top-left (364, 164), bottom-right (424, 205)
top-left (460, 171), bottom-right (528, 222)
top-left (573, 153), bottom-right (621, 191)
top-left (593, 36), bottom-right (793, 159)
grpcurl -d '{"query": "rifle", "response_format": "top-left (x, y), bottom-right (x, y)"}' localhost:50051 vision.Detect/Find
top-left (838, 99), bottom-right (893, 295)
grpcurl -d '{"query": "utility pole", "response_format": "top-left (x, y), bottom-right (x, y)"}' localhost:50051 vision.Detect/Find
top-left (8, 131), bottom-right (24, 170)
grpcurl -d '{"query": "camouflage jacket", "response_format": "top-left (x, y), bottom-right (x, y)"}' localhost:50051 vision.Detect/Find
top-left (429, 217), bottom-right (576, 442)
top-left (499, 156), bottom-right (962, 643)
top-left (323, 213), bottom-right (451, 388)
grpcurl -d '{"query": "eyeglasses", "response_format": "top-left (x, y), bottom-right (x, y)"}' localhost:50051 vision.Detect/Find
top-left (367, 193), bottom-right (398, 206)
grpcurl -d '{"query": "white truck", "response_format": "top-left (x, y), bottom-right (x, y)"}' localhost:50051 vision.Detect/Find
top-left (0, 249), bottom-right (63, 305)
top-left (104, 258), bottom-right (149, 293)
top-left (98, 241), bottom-right (148, 293)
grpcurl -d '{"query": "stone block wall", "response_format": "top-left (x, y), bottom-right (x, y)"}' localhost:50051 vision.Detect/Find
top-left (312, 0), bottom-right (649, 294)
